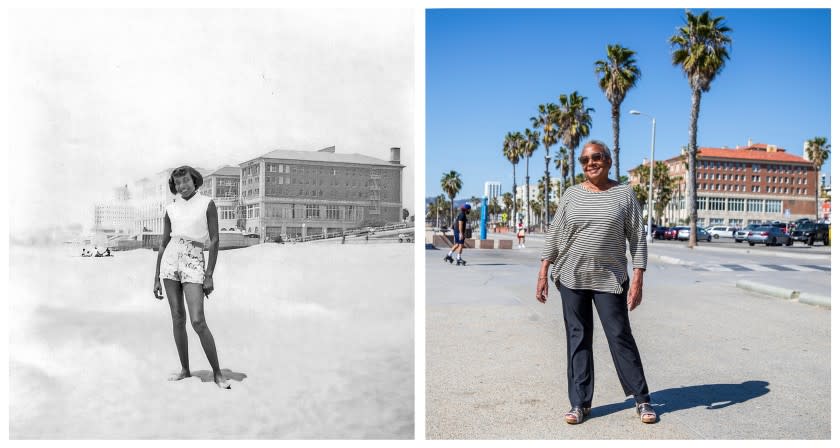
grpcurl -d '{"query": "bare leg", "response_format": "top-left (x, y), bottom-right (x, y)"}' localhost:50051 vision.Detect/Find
top-left (184, 283), bottom-right (229, 389)
top-left (163, 279), bottom-right (190, 380)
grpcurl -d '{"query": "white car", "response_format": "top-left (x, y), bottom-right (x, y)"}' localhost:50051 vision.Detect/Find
top-left (708, 226), bottom-right (739, 239)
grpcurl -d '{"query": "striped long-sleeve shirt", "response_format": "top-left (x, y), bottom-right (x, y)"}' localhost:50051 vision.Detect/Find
top-left (540, 183), bottom-right (647, 294)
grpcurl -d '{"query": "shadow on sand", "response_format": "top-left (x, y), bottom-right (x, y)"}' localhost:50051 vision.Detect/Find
top-left (590, 380), bottom-right (770, 419)
top-left (191, 369), bottom-right (248, 383)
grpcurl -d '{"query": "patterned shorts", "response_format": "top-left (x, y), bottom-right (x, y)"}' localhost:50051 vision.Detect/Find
top-left (159, 238), bottom-right (206, 284)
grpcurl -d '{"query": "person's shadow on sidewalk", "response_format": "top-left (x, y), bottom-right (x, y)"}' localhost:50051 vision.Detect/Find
top-left (590, 380), bottom-right (770, 418)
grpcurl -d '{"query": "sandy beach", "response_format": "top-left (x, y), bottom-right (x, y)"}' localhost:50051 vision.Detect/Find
top-left (9, 242), bottom-right (414, 439)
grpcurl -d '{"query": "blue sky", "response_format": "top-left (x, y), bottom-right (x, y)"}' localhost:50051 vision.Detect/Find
top-left (425, 8), bottom-right (832, 200)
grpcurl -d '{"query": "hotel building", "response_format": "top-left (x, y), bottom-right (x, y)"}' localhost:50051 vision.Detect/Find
top-left (629, 142), bottom-right (819, 228)
top-left (238, 146), bottom-right (404, 240)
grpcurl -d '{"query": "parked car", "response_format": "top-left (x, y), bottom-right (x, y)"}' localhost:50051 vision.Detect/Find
top-left (652, 226), bottom-right (671, 240)
top-left (676, 226), bottom-right (712, 242)
top-left (734, 224), bottom-right (761, 243)
top-left (663, 227), bottom-right (679, 240)
top-left (708, 225), bottom-right (739, 239)
top-left (398, 232), bottom-right (414, 243)
top-left (746, 226), bottom-right (792, 246)
top-left (765, 221), bottom-right (790, 234)
top-left (789, 222), bottom-right (830, 246)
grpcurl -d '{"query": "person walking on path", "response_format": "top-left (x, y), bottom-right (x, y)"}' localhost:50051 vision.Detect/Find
top-left (444, 203), bottom-right (471, 266)
top-left (535, 140), bottom-right (655, 424)
top-left (517, 219), bottom-right (526, 248)
top-left (153, 165), bottom-right (230, 389)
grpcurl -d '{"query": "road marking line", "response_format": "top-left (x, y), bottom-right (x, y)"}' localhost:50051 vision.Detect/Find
top-left (761, 264), bottom-right (797, 271)
top-left (802, 264), bottom-right (831, 272)
top-left (720, 264), bottom-right (752, 271)
top-left (783, 265), bottom-right (820, 272)
top-left (739, 264), bottom-right (777, 272)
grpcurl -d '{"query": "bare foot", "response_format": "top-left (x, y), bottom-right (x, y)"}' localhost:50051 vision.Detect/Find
top-left (168, 369), bottom-right (191, 381)
top-left (214, 372), bottom-right (231, 389)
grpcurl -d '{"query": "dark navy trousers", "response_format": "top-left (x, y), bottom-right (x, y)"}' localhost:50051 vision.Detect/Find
top-left (557, 280), bottom-right (651, 407)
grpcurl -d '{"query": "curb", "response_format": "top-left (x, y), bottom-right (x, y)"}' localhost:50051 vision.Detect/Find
top-left (735, 279), bottom-right (830, 308)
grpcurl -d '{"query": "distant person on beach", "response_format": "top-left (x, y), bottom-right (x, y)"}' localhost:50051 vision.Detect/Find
top-left (517, 219), bottom-right (526, 248)
top-left (444, 203), bottom-right (470, 265)
top-left (536, 140), bottom-right (655, 425)
top-left (153, 165), bottom-right (230, 389)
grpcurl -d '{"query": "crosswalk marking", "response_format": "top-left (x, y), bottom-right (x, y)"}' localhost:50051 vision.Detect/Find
top-left (685, 263), bottom-right (829, 272)
top-left (736, 264), bottom-right (778, 272)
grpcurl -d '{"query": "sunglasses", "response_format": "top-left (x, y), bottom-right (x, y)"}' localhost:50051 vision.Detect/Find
top-left (578, 152), bottom-right (609, 165)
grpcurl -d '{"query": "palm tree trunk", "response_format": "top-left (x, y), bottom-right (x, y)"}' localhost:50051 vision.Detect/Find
top-left (612, 102), bottom-right (621, 181)
top-left (568, 147), bottom-right (576, 186)
top-left (450, 198), bottom-right (455, 225)
top-left (544, 145), bottom-right (551, 231)
top-left (525, 155), bottom-right (530, 230)
top-left (814, 164), bottom-right (820, 220)
top-left (512, 164), bottom-right (517, 230)
top-left (687, 87), bottom-right (702, 248)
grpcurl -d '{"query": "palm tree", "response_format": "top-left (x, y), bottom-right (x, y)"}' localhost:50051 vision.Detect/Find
top-left (440, 170), bottom-right (462, 224)
top-left (523, 128), bottom-right (540, 229)
top-left (431, 194), bottom-right (448, 229)
top-left (531, 103), bottom-right (560, 230)
top-left (595, 44), bottom-right (641, 180)
top-left (558, 91), bottom-right (594, 186)
top-left (805, 136), bottom-right (831, 220)
top-left (501, 192), bottom-right (513, 223)
top-left (632, 161), bottom-right (677, 225)
top-left (553, 146), bottom-right (570, 191)
top-left (530, 199), bottom-right (543, 228)
top-left (670, 9), bottom-right (732, 247)
top-left (503, 132), bottom-right (524, 227)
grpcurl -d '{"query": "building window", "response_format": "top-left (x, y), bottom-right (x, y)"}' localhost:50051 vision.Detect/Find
top-left (709, 197), bottom-right (726, 211)
top-left (728, 198), bottom-right (744, 211)
top-left (729, 219), bottom-right (743, 227)
top-left (326, 205), bottom-right (340, 220)
top-left (752, 164), bottom-right (760, 171)
top-left (709, 218), bottom-right (724, 225)
top-left (219, 206), bottom-right (236, 220)
top-left (765, 200), bottom-right (782, 214)
top-left (747, 199), bottom-right (763, 212)
top-left (306, 204), bottom-right (320, 219)
top-left (697, 196), bottom-right (707, 210)
top-left (246, 204), bottom-right (260, 219)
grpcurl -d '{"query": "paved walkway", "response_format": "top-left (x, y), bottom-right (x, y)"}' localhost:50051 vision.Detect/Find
top-left (425, 245), bottom-right (830, 439)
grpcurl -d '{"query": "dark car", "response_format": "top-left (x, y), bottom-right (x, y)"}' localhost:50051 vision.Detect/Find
top-left (653, 226), bottom-right (671, 240)
top-left (746, 226), bottom-right (792, 246)
top-left (663, 227), bottom-right (679, 240)
top-left (790, 222), bottom-right (830, 246)
top-left (734, 224), bottom-right (761, 243)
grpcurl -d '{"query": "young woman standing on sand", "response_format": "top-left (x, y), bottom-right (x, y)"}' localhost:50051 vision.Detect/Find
top-left (153, 166), bottom-right (230, 389)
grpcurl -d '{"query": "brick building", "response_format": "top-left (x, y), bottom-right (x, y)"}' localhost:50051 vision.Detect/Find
top-left (238, 146), bottom-right (404, 240)
top-left (198, 166), bottom-right (241, 231)
top-left (629, 142), bottom-right (818, 227)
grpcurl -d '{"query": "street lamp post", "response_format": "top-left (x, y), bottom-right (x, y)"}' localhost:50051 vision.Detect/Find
top-left (630, 110), bottom-right (656, 243)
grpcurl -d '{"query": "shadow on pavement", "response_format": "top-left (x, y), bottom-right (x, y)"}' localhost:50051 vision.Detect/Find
top-left (591, 380), bottom-right (770, 417)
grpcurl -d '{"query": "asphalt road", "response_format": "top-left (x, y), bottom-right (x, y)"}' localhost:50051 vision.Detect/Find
top-left (425, 242), bottom-right (830, 439)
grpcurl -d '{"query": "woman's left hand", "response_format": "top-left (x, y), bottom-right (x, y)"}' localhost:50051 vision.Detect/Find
top-left (627, 270), bottom-right (644, 311)
top-left (203, 275), bottom-right (214, 298)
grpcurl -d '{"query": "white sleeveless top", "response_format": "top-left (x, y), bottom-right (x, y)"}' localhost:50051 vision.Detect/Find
top-left (166, 192), bottom-right (212, 243)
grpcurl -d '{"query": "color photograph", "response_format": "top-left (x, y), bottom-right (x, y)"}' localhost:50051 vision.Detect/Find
top-left (425, 8), bottom-right (830, 439)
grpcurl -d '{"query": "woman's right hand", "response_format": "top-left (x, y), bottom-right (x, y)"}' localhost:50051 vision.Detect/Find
top-left (153, 278), bottom-right (164, 300)
top-left (536, 276), bottom-right (549, 303)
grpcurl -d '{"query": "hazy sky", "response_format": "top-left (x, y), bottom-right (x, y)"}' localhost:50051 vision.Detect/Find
top-left (426, 8), bottom-right (831, 199)
top-left (9, 8), bottom-right (414, 234)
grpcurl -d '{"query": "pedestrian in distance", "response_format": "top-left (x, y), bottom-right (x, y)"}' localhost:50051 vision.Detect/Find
top-left (535, 140), bottom-right (655, 424)
top-left (517, 219), bottom-right (526, 248)
top-left (153, 165), bottom-right (230, 389)
top-left (444, 203), bottom-right (471, 266)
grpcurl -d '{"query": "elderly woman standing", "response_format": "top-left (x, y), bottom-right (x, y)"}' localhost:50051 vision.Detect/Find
top-left (536, 140), bottom-right (655, 424)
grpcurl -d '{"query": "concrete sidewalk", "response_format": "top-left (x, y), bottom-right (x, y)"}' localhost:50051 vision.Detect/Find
top-left (425, 246), bottom-right (830, 439)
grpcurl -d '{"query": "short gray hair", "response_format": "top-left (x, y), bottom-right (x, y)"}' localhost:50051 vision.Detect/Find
top-left (583, 140), bottom-right (611, 159)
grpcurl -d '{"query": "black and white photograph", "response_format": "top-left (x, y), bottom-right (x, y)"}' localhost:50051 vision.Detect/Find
top-left (7, 8), bottom-right (414, 439)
